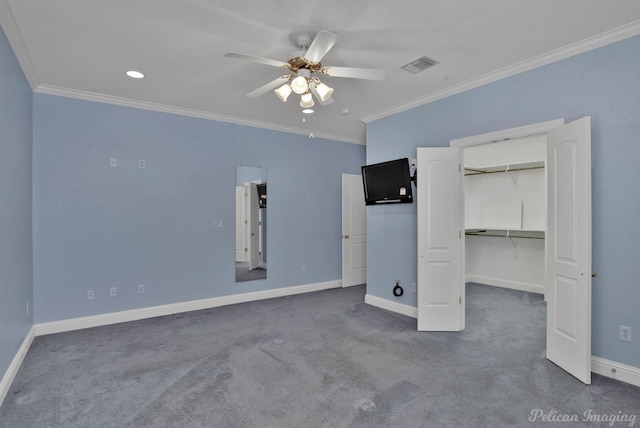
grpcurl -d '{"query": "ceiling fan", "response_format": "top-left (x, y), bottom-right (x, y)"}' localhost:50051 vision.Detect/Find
top-left (225, 30), bottom-right (385, 111)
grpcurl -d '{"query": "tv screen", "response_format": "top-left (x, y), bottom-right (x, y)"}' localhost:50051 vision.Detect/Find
top-left (361, 158), bottom-right (414, 205)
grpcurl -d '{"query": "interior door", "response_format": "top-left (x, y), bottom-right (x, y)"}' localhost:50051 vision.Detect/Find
top-left (546, 116), bottom-right (592, 384)
top-left (236, 186), bottom-right (246, 262)
top-left (245, 182), bottom-right (260, 270)
top-left (342, 173), bottom-right (367, 287)
top-left (417, 147), bottom-right (464, 331)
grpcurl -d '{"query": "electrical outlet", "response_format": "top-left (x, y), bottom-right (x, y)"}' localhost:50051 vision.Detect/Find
top-left (87, 289), bottom-right (94, 300)
top-left (301, 265), bottom-right (306, 274)
top-left (138, 159), bottom-right (146, 169)
top-left (411, 283), bottom-right (417, 293)
top-left (110, 287), bottom-right (117, 298)
top-left (110, 157), bottom-right (117, 168)
top-left (620, 325), bottom-right (632, 342)
top-left (138, 284), bottom-right (145, 294)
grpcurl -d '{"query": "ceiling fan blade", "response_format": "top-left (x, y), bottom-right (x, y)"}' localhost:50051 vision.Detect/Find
top-left (225, 52), bottom-right (288, 68)
top-left (304, 31), bottom-right (337, 63)
top-left (322, 66), bottom-right (385, 81)
top-left (247, 76), bottom-right (290, 98)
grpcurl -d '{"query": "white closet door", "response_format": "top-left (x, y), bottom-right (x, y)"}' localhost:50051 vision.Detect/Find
top-left (417, 147), bottom-right (464, 331)
top-left (245, 182), bottom-right (260, 270)
top-left (235, 187), bottom-right (246, 262)
top-left (546, 116), bottom-right (592, 384)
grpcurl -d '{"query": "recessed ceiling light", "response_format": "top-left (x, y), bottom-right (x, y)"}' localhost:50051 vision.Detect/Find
top-left (126, 70), bottom-right (144, 79)
top-left (302, 109), bottom-right (314, 114)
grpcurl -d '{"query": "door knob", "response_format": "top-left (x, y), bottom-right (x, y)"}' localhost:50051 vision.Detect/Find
top-left (344, 235), bottom-right (350, 239)
top-left (591, 271), bottom-right (597, 278)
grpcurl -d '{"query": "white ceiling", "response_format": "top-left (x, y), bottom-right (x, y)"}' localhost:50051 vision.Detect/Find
top-left (2, 1), bottom-right (640, 144)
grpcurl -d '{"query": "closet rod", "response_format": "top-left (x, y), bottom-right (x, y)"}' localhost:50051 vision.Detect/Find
top-left (464, 165), bottom-right (544, 176)
top-left (465, 232), bottom-right (545, 239)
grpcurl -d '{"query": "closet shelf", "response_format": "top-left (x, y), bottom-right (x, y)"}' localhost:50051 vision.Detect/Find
top-left (464, 160), bottom-right (544, 176)
top-left (465, 228), bottom-right (545, 239)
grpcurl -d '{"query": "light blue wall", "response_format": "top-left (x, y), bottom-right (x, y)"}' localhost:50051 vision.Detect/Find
top-left (366, 35), bottom-right (640, 368)
top-left (32, 94), bottom-right (365, 323)
top-left (0, 27), bottom-right (33, 379)
top-left (235, 165), bottom-right (267, 186)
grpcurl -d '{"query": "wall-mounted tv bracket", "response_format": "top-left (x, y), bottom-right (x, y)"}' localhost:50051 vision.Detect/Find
top-left (410, 158), bottom-right (417, 187)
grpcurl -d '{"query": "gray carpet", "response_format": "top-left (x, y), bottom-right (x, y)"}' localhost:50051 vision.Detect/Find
top-left (235, 262), bottom-right (267, 282)
top-left (1, 283), bottom-right (639, 427)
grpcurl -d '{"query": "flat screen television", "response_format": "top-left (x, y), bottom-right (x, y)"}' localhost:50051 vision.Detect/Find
top-left (361, 158), bottom-right (414, 205)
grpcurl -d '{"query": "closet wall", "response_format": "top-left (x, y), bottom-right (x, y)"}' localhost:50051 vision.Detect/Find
top-left (464, 135), bottom-right (547, 294)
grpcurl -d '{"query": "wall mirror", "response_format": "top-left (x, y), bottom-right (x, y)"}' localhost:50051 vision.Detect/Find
top-left (235, 165), bottom-right (267, 282)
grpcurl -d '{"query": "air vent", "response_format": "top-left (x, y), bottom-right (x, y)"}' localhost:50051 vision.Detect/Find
top-left (400, 55), bottom-right (439, 74)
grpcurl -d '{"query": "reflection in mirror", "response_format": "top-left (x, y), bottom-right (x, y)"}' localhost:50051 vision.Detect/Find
top-left (235, 166), bottom-right (267, 282)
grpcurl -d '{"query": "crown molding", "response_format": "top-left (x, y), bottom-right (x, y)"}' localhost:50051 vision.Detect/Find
top-left (34, 84), bottom-right (362, 145)
top-left (363, 20), bottom-right (640, 124)
top-left (0, 0), bottom-right (39, 88)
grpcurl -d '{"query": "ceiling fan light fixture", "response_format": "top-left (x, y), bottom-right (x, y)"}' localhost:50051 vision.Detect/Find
top-left (302, 108), bottom-right (314, 114)
top-left (300, 92), bottom-right (314, 108)
top-left (275, 83), bottom-right (292, 102)
top-left (314, 81), bottom-right (333, 102)
top-left (291, 75), bottom-right (308, 94)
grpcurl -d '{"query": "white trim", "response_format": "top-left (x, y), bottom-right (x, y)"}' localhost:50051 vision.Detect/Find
top-left (363, 20), bottom-right (640, 124)
top-left (365, 294), bottom-right (418, 319)
top-left (0, 326), bottom-right (35, 407)
top-left (35, 280), bottom-right (341, 336)
top-left (591, 356), bottom-right (640, 388)
top-left (0, 0), bottom-right (40, 88)
top-left (450, 119), bottom-right (564, 147)
top-left (466, 276), bottom-right (544, 295)
top-left (33, 84), bottom-right (362, 145)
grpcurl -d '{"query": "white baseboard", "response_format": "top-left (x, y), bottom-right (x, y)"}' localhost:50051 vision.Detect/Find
top-left (0, 326), bottom-right (35, 407)
top-left (365, 294), bottom-right (418, 319)
top-left (35, 280), bottom-right (341, 336)
top-left (591, 356), bottom-right (640, 388)
top-left (466, 275), bottom-right (545, 295)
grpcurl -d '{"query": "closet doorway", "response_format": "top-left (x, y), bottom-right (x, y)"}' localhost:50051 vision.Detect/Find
top-left (463, 134), bottom-right (547, 295)
top-left (416, 118), bottom-right (593, 384)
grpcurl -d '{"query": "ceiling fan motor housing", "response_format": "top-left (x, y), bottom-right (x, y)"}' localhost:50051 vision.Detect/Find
top-left (286, 57), bottom-right (321, 73)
